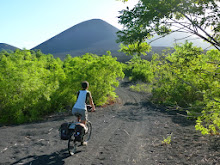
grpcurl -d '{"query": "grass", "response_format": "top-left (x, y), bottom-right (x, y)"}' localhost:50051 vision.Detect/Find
top-left (130, 83), bottom-right (152, 93)
top-left (162, 133), bottom-right (173, 145)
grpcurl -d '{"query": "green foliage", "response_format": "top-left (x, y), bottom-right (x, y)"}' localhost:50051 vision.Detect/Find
top-left (151, 42), bottom-right (204, 107)
top-left (117, 0), bottom-right (220, 135)
top-left (0, 50), bottom-right (124, 124)
top-left (150, 42), bottom-right (220, 135)
top-left (117, 0), bottom-right (220, 50)
top-left (0, 49), bottom-right (65, 123)
top-left (162, 133), bottom-right (173, 145)
top-left (130, 84), bottom-right (152, 93)
top-left (124, 57), bottom-right (154, 83)
top-left (119, 42), bottom-right (151, 56)
top-left (63, 52), bottom-right (124, 106)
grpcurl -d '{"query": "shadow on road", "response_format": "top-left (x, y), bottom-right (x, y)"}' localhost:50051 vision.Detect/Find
top-left (118, 100), bottom-right (195, 127)
top-left (141, 101), bottom-right (196, 126)
top-left (11, 149), bottom-right (70, 165)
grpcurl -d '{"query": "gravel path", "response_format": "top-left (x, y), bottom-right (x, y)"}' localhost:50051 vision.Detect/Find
top-left (0, 80), bottom-right (220, 165)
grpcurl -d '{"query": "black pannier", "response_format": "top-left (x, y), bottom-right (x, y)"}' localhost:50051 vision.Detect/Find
top-left (59, 122), bottom-right (72, 140)
top-left (74, 124), bottom-right (85, 142)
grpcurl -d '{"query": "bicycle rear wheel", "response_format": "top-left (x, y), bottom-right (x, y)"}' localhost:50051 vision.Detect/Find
top-left (84, 121), bottom-right (92, 142)
top-left (68, 135), bottom-right (77, 155)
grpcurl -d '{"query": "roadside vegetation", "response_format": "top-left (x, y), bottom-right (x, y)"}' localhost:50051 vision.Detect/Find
top-left (0, 50), bottom-right (124, 124)
top-left (121, 41), bottom-right (220, 135)
top-left (0, 41), bottom-right (219, 136)
top-left (118, 0), bottom-right (220, 135)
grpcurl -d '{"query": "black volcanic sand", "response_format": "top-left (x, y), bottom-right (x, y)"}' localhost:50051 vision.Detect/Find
top-left (1, 80), bottom-right (220, 165)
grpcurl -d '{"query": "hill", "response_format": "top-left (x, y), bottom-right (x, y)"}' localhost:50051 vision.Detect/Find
top-left (32, 19), bottom-right (121, 60)
top-left (32, 19), bottom-right (175, 61)
top-left (0, 43), bottom-right (19, 52)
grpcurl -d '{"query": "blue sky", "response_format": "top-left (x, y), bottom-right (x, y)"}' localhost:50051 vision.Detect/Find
top-left (0, 0), bottom-right (138, 49)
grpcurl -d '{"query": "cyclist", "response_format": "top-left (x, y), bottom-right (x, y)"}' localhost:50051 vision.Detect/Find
top-left (72, 81), bottom-right (95, 132)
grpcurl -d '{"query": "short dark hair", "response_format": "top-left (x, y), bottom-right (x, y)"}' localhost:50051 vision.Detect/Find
top-left (81, 81), bottom-right (89, 89)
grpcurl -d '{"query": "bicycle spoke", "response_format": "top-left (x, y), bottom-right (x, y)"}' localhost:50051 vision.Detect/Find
top-left (68, 136), bottom-right (76, 155)
top-left (84, 121), bottom-right (92, 142)
top-left (67, 121), bottom-right (92, 155)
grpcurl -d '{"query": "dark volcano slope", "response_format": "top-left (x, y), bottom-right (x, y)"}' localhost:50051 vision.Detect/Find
top-left (32, 19), bottom-right (121, 58)
top-left (0, 43), bottom-right (19, 51)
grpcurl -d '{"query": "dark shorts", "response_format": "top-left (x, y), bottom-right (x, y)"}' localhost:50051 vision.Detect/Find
top-left (72, 108), bottom-right (88, 121)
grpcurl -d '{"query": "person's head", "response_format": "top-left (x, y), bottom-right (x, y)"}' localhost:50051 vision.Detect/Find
top-left (81, 81), bottom-right (89, 90)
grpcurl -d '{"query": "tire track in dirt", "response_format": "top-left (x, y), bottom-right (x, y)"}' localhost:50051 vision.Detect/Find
top-left (64, 117), bottom-right (123, 164)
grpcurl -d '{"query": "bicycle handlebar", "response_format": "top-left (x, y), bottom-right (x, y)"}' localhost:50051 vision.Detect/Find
top-left (87, 105), bottom-right (96, 112)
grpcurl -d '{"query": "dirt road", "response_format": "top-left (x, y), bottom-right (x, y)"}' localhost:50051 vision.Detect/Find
top-left (0, 80), bottom-right (220, 165)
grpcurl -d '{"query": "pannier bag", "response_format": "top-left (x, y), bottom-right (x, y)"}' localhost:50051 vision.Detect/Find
top-left (74, 124), bottom-right (85, 142)
top-left (59, 122), bottom-right (72, 140)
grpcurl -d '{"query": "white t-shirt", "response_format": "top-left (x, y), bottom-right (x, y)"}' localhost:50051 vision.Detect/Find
top-left (73, 90), bottom-right (89, 110)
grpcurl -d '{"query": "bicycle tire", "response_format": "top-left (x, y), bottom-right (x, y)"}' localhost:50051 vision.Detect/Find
top-left (68, 135), bottom-right (77, 155)
top-left (84, 121), bottom-right (92, 142)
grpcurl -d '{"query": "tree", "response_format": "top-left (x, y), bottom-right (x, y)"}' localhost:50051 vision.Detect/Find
top-left (117, 0), bottom-right (220, 50)
top-left (119, 42), bottom-right (151, 56)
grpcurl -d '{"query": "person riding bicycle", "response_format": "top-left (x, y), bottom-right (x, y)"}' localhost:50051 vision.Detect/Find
top-left (72, 81), bottom-right (95, 127)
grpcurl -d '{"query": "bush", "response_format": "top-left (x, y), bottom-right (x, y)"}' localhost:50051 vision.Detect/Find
top-left (124, 56), bottom-right (154, 83)
top-left (150, 42), bottom-right (220, 135)
top-left (0, 50), bottom-right (65, 123)
top-left (63, 52), bottom-right (124, 106)
top-left (0, 50), bottom-right (124, 124)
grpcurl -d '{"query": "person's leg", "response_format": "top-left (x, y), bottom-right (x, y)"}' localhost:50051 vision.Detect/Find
top-left (81, 120), bottom-right (86, 124)
top-left (79, 110), bottom-right (87, 124)
top-left (77, 117), bottom-right (80, 122)
top-left (77, 110), bottom-right (88, 134)
top-left (72, 108), bottom-right (81, 122)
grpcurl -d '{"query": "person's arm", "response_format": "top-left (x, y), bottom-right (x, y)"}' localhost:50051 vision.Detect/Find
top-left (88, 92), bottom-right (95, 112)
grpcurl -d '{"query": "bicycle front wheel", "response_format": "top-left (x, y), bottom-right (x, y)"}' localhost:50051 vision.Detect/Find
top-left (84, 121), bottom-right (92, 142)
top-left (68, 135), bottom-right (77, 155)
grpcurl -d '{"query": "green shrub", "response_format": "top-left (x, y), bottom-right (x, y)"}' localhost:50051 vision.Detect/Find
top-left (124, 57), bottom-right (154, 83)
top-left (150, 42), bottom-right (220, 135)
top-left (0, 50), bottom-right (124, 124)
top-left (63, 52), bottom-right (124, 106)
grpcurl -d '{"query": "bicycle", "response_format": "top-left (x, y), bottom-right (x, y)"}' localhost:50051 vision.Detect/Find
top-left (67, 106), bottom-right (93, 155)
